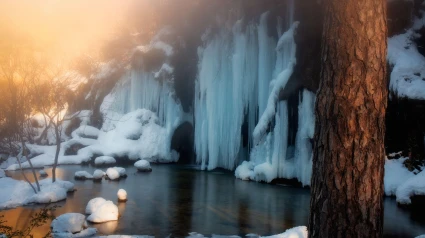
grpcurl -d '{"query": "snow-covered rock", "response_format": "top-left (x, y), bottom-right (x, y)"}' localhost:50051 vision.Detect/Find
top-left (384, 157), bottom-right (416, 196)
top-left (94, 156), bottom-right (116, 166)
top-left (86, 200), bottom-right (119, 223)
top-left (134, 160), bottom-right (152, 172)
top-left (114, 167), bottom-right (127, 177)
top-left (72, 125), bottom-right (100, 139)
top-left (0, 178), bottom-right (74, 209)
top-left (105, 168), bottom-right (120, 180)
top-left (51, 212), bottom-right (98, 238)
top-left (51, 213), bottom-right (87, 234)
top-left (86, 197), bottom-right (106, 214)
top-left (117, 189), bottom-right (127, 202)
top-left (396, 170), bottom-right (425, 204)
top-left (39, 169), bottom-right (48, 177)
top-left (74, 171), bottom-right (94, 180)
top-left (93, 169), bottom-right (105, 180)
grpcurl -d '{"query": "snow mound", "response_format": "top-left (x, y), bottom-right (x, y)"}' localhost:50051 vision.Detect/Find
top-left (260, 226), bottom-right (307, 238)
top-left (72, 125), bottom-right (100, 139)
top-left (186, 226), bottom-right (307, 238)
top-left (396, 170), bottom-right (425, 204)
top-left (74, 171), bottom-right (94, 180)
top-left (106, 168), bottom-right (120, 180)
top-left (93, 169), bottom-right (105, 180)
top-left (235, 161), bottom-right (254, 181)
top-left (0, 177), bottom-right (74, 209)
top-left (51, 213), bottom-right (87, 234)
top-left (95, 156), bottom-right (116, 166)
top-left (117, 189), bottom-right (127, 201)
top-left (86, 200), bottom-right (119, 223)
top-left (86, 197), bottom-right (106, 214)
top-left (134, 160), bottom-right (152, 172)
top-left (384, 158), bottom-right (416, 196)
top-left (39, 169), bottom-right (48, 177)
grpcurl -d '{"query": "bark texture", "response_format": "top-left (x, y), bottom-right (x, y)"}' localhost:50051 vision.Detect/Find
top-left (308, 0), bottom-right (387, 237)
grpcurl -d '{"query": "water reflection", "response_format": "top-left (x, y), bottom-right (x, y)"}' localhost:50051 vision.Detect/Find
top-left (1, 164), bottom-right (425, 237)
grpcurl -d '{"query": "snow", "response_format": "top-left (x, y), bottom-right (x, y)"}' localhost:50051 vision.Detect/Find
top-left (134, 160), bottom-right (152, 172)
top-left (39, 169), bottom-right (48, 177)
top-left (95, 156), bottom-right (116, 166)
top-left (72, 125), bottom-right (100, 139)
top-left (86, 200), bottom-right (119, 223)
top-left (396, 169), bottom-right (425, 204)
top-left (387, 12), bottom-right (425, 100)
top-left (93, 169), bottom-right (105, 180)
top-left (85, 197), bottom-right (107, 214)
top-left (117, 189), bottom-right (127, 201)
top-left (74, 171), bottom-right (94, 180)
top-left (384, 157), bottom-right (416, 196)
top-left (51, 213), bottom-right (87, 234)
top-left (234, 161), bottom-right (255, 181)
top-left (105, 168), bottom-right (120, 180)
top-left (0, 177), bottom-right (74, 209)
top-left (0, 169), bottom-right (5, 178)
top-left (186, 226), bottom-right (307, 238)
top-left (114, 167), bottom-right (127, 177)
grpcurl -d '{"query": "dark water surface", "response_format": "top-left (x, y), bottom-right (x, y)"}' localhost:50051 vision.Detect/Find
top-left (1, 164), bottom-right (424, 237)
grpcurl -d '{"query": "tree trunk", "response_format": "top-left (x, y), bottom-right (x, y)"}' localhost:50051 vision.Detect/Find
top-left (22, 141), bottom-right (40, 192)
top-left (308, 0), bottom-right (387, 237)
top-left (52, 124), bottom-right (61, 183)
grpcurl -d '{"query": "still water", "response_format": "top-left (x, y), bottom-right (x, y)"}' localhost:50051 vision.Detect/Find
top-left (1, 164), bottom-right (424, 237)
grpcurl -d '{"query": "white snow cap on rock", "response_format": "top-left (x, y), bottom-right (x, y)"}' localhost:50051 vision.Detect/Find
top-left (51, 213), bottom-right (87, 234)
top-left (95, 156), bottom-right (116, 166)
top-left (106, 167), bottom-right (126, 180)
top-left (93, 169), bottom-right (105, 180)
top-left (134, 160), bottom-right (152, 172)
top-left (117, 189), bottom-right (127, 201)
top-left (39, 169), bottom-right (48, 177)
top-left (86, 197), bottom-right (107, 214)
top-left (86, 200), bottom-right (119, 223)
top-left (396, 169), bottom-right (425, 204)
top-left (74, 171), bottom-right (94, 180)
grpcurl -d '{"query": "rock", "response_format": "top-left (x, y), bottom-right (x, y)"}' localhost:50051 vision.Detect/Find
top-left (134, 160), bottom-right (152, 172)
top-left (117, 189), bottom-right (127, 202)
top-left (74, 171), bottom-right (94, 180)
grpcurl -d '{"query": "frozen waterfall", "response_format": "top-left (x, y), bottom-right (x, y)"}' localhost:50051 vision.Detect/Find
top-left (196, 4), bottom-right (316, 186)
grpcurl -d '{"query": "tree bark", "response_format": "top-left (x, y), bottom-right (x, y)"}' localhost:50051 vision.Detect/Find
top-left (308, 0), bottom-right (387, 237)
top-left (52, 124), bottom-right (61, 183)
top-left (22, 141), bottom-right (40, 192)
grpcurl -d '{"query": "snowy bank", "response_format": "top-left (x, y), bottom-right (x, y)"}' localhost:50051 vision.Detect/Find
top-left (0, 178), bottom-right (74, 209)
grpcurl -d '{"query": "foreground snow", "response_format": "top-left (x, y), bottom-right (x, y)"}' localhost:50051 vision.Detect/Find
top-left (187, 226), bottom-right (307, 238)
top-left (0, 177), bottom-right (74, 209)
top-left (51, 213), bottom-right (97, 238)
